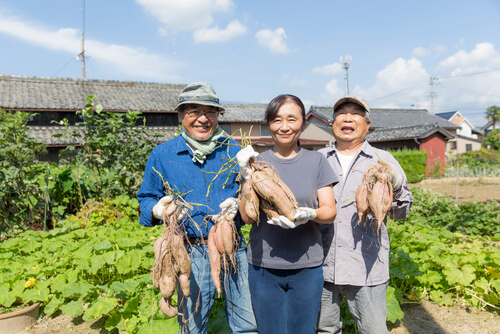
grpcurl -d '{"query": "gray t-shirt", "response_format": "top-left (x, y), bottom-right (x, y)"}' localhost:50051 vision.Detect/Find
top-left (247, 148), bottom-right (339, 270)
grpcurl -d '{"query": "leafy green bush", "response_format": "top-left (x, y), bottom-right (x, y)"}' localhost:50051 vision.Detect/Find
top-left (55, 95), bottom-right (161, 201)
top-left (408, 187), bottom-right (500, 237)
top-left (483, 129), bottom-right (500, 150)
top-left (0, 110), bottom-right (48, 234)
top-left (389, 148), bottom-right (428, 183)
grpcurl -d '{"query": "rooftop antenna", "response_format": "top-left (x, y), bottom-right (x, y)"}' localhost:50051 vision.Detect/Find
top-left (340, 55), bottom-right (351, 95)
top-left (78, 0), bottom-right (86, 79)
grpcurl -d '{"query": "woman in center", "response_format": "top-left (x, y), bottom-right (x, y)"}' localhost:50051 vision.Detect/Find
top-left (238, 94), bottom-right (338, 333)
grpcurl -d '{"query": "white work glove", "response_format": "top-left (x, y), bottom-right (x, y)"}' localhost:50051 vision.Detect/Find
top-left (152, 196), bottom-right (187, 221)
top-left (294, 207), bottom-right (317, 226)
top-left (236, 145), bottom-right (259, 180)
top-left (218, 197), bottom-right (239, 221)
top-left (386, 162), bottom-right (403, 193)
top-left (267, 216), bottom-right (295, 229)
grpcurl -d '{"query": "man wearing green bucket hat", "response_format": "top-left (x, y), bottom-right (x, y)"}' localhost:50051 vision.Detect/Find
top-left (138, 82), bottom-right (257, 333)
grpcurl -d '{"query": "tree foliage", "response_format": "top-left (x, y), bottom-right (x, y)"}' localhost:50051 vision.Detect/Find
top-left (486, 105), bottom-right (500, 130)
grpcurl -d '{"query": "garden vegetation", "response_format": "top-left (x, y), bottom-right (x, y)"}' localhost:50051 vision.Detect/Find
top-left (0, 98), bottom-right (498, 333)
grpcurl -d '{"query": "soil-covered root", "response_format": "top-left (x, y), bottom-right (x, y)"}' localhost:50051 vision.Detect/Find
top-left (151, 222), bottom-right (192, 317)
top-left (159, 297), bottom-right (178, 318)
top-left (356, 159), bottom-right (395, 233)
top-left (208, 227), bottom-right (222, 296)
top-left (241, 179), bottom-right (260, 224)
top-left (250, 163), bottom-right (298, 221)
top-left (207, 214), bottom-right (240, 297)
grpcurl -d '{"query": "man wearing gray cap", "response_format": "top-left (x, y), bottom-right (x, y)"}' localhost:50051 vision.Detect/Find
top-left (317, 96), bottom-right (413, 333)
top-left (137, 82), bottom-right (257, 333)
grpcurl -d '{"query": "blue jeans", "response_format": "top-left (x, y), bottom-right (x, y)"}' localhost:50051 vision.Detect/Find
top-left (177, 238), bottom-right (257, 334)
top-left (317, 281), bottom-right (389, 334)
top-left (248, 264), bottom-right (324, 334)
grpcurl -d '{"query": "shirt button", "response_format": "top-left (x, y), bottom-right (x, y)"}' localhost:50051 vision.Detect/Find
top-left (208, 198), bottom-right (211, 202)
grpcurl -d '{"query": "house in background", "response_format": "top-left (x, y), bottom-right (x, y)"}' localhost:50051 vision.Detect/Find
top-left (0, 75), bottom-right (184, 161)
top-left (435, 111), bottom-right (483, 154)
top-left (306, 106), bottom-right (458, 175)
top-left (0, 74), bottom-right (466, 175)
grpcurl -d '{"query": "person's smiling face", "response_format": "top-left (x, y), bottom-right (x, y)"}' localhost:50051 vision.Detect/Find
top-left (269, 101), bottom-right (305, 148)
top-left (179, 104), bottom-right (219, 141)
top-left (332, 102), bottom-right (370, 150)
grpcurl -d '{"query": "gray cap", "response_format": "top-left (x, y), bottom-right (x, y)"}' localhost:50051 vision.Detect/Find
top-left (175, 81), bottom-right (225, 112)
top-left (333, 95), bottom-right (370, 113)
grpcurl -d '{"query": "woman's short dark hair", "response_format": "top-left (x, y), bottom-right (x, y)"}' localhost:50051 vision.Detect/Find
top-left (265, 94), bottom-right (306, 125)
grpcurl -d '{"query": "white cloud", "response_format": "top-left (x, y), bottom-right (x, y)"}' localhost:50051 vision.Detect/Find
top-left (312, 63), bottom-right (343, 76)
top-left (434, 43), bottom-right (500, 121)
top-left (319, 78), bottom-right (343, 105)
top-left (193, 20), bottom-right (246, 43)
top-left (437, 42), bottom-right (500, 74)
top-left (135, 0), bottom-right (233, 32)
top-left (0, 14), bottom-right (80, 53)
top-left (355, 57), bottom-right (430, 109)
top-left (0, 13), bottom-right (183, 81)
top-left (255, 28), bottom-right (291, 54)
top-left (412, 47), bottom-right (429, 58)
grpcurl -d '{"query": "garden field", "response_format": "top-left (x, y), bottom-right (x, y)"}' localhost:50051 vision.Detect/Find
top-left (5, 179), bottom-right (496, 334)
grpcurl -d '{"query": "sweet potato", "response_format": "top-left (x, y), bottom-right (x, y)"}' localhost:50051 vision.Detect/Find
top-left (208, 227), bottom-right (222, 296)
top-left (259, 198), bottom-right (280, 219)
top-left (251, 165), bottom-right (297, 221)
top-left (160, 297), bottom-right (178, 318)
top-left (355, 183), bottom-right (370, 225)
top-left (242, 180), bottom-right (260, 223)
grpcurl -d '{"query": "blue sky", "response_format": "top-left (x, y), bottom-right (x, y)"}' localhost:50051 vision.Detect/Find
top-left (0, 0), bottom-right (499, 127)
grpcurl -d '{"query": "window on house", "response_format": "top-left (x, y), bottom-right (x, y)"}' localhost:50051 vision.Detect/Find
top-left (219, 123), bottom-right (231, 135)
top-left (260, 124), bottom-right (271, 137)
top-left (466, 144), bottom-right (472, 152)
top-left (450, 141), bottom-right (457, 150)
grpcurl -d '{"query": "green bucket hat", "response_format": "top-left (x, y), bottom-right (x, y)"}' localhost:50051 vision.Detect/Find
top-left (175, 81), bottom-right (225, 112)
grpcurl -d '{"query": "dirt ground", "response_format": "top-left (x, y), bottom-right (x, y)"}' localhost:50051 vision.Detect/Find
top-left (411, 176), bottom-right (500, 204)
top-left (20, 177), bottom-right (500, 334)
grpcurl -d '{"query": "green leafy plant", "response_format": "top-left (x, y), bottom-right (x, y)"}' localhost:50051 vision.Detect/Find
top-left (0, 109), bottom-right (48, 235)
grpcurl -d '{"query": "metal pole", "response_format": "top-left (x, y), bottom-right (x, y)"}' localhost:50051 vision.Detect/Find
top-left (80, 0), bottom-right (86, 79)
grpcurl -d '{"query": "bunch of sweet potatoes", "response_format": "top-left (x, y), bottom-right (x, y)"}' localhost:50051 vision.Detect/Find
top-left (241, 161), bottom-right (298, 224)
top-left (355, 159), bottom-right (394, 232)
top-left (152, 221), bottom-right (191, 317)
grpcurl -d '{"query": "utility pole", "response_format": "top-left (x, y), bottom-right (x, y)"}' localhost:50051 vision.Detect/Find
top-left (340, 55), bottom-right (351, 95)
top-left (79, 0), bottom-right (86, 79)
top-left (429, 76), bottom-right (439, 114)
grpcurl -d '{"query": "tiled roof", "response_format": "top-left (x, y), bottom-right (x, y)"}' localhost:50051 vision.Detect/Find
top-left (367, 123), bottom-right (455, 142)
top-left (309, 106), bottom-right (460, 130)
top-left (28, 125), bottom-right (179, 146)
top-left (219, 103), bottom-right (267, 122)
top-left (0, 75), bottom-right (185, 112)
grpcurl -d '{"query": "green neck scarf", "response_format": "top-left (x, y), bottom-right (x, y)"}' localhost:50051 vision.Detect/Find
top-left (181, 127), bottom-right (224, 164)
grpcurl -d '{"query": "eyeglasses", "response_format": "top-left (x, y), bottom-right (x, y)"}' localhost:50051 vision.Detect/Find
top-left (184, 109), bottom-right (219, 119)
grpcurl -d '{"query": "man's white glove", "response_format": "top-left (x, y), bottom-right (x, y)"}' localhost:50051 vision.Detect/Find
top-left (386, 162), bottom-right (403, 193)
top-left (152, 195), bottom-right (187, 221)
top-left (218, 197), bottom-right (239, 221)
top-left (294, 207), bottom-right (317, 226)
top-left (236, 145), bottom-right (259, 180)
top-left (267, 216), bottom-right (295, 229)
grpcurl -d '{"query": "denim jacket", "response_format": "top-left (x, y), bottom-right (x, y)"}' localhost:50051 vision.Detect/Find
top-left (137, 135), bottom-right (242, 238)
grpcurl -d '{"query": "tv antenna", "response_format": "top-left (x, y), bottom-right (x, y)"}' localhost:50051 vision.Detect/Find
top-left (340, 55), bottom-right (351, 95)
